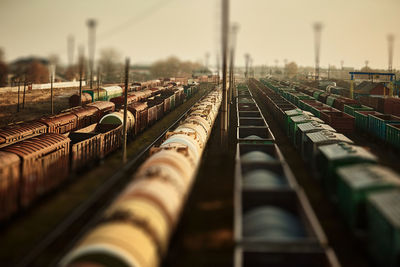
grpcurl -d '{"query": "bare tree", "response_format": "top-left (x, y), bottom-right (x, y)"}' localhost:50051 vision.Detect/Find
top-left (0, 48), bottom-right (4, 62)
top-left (0, 48), bottom-right (8, 86)
top-left (98, 47), bottom-right (122, 83)
top-left (26, 61), bottom-right (49, 83)
top-left (285, 62), bottom-right (298, 78)
top-left (150, 56), bottom-right (202, 78)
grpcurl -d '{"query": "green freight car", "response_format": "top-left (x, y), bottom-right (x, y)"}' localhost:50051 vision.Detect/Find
top-left (318, 144), bottom-right (377, 201)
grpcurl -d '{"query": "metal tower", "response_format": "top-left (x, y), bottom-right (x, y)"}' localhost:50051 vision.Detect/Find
top-left (87, 19), bottom-right (97, 89)
top-left (313, 22), bottom-right (322, 81)
top-left (245, 53), bottom-right (250, 79)
top-left (67, 35), bottom-right (75, 67)
top-left (388, 34), bottom-right (394, 72)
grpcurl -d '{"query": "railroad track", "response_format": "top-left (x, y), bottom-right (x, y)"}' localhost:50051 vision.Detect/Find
top-left (15, 86), bottom-right (214, 267)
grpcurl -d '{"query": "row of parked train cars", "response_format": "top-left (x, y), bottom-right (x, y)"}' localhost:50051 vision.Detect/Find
top-left (0, 83), bottom-right (199, 222)
top-left (68, 79), bottom-right (189, 107)
top-left (261, 78), bottom-right (400, 151)
top-left (234, 83), bottom-right (340, 267)
top-left (60, 88), bottom-right (222, 267)
top-left (249, 78), bottom-right (400, 267)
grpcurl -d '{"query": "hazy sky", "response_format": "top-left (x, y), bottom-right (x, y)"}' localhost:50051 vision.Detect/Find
top-left (1, 0), bottom-right (399, 69)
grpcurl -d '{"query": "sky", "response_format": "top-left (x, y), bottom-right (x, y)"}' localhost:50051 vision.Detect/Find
top-left (0, 0), bottom-right (399, 70)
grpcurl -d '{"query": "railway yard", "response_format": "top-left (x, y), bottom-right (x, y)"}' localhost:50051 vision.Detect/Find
top-left (1, 1), bottom-right (400, 267)
top-left (0, 76), bottom-right (400, 267)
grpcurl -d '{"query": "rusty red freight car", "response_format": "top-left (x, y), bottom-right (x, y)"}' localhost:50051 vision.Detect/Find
top-left (0, 121), bottom-right (47, 148)
top-left (110, 94), bottom-right (139, 109)
top-left (39, 113), bottom-right (78, 134)
top-left (332, 97), bottom-right (358, 112)
top-left (1, 133), bottom-right (70, 208)
top-left (147, 101), bottom-right (158, 126)
top-left (86, 101), bottom-right (115, 119)
top-left (68, 131), bottom-right (102, 172)
top-left (0, 151), bottom-right (20, 221)
top-left (149, 97), bottom-right (164, 121)
top-left (69, 93), bottom-right (93, 108)
top-left (320, 110), bottom-right (355, 134)
top-left (128, 102), bottom-right (148, 135)
top-left (61, 106), bottom-right (99, 130)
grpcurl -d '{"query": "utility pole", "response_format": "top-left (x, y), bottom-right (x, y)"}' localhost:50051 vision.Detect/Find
top-left (205, 52), bottom-right (210, 73)
top-left (22, 75), bottom-right (26, 109)
top-left (249, 57), bottom-right (253, 78)
top-left (244, 53), bottom-right (250, 80)
top-left (327, 64), bottom-right (330, 80)
top-left (51, 69), bottom-right (54, 114)
top-left (340, 60), bottom-right (344, 79)
top-left (388, 34), bottom-right (395, 97)
top-left (229, 23), bottom-right (239, 102)
top-left (313, 22), bottom-right (323, 86)
top-left (87, 19), bottom-right (97, 89)
top-left (122, 58), bottom-right (130, 163)
top-left (283, 58), bottom-right (288, 77)
top-left (220, 0), bottom-right (229, 147)
top-left (67, 35), bottom-right (75, 67)
top-left (78, 46), bottom-right (84, 107)
top-left (97, 66), bottom-right (101, 100)
top-left (49, 64), bottom-right (55, 114)
top-left (17, 79), bottom-right (20, 112)
top-left (216, 52), bottom-right (220, 85)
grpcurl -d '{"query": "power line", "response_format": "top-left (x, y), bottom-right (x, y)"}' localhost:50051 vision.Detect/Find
top-left (97, 0), bottom-right (177, 42)
top-left (47, 0), bottom-right (177, 60)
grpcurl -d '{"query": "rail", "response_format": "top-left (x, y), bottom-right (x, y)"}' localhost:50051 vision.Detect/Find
top-left (16, 87), bottom-right (214, 267)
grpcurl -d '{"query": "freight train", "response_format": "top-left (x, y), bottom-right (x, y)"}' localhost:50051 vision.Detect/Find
top-left (234, 83), bottom-right (339, 267)
top-left (261, 78), bottom-right (400, 150)
top-left (0, 84), bottom-right (199, 222)
top-left (250, 78), bottom-right (400, 267)
top-left (60, 88), bottom-right (222, 267)
top-left (0, 101), bottom-right (115, 149)
top-left (68, 79), bottom-right (180, 107)
top-left (0, 83), bottom-right (193, 149)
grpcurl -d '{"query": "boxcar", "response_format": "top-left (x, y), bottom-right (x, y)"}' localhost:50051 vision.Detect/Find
top-left (128, 102), bottom-right (148, 135)
top-left (69, 132), bottom-right (102, 172)
top-left (39, 113), bottom-right (78, 134)
top-left (110, 94), bottom-right (139, 109)
top-left (142, 89), bottom-right (153, 99)
top-left (0, 122), bottom-right (47, 149)
top-left (86, 101), bottom-right (115, 120)
top-left (150, 97), bottom-right (164, 121)
top-left (62, 106), bottom-right (99, 130)
top-left (0, 151), bottom-right (21, 221)
top-left (2, 133), bottom-right (70, 208)
top-left (147, 101), bottom-right (158, 126)
top-left (69, 93), bottom-right (92, 107)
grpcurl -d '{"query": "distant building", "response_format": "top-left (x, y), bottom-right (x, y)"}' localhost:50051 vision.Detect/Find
top-left (354, 81), bottom-right (387, 96)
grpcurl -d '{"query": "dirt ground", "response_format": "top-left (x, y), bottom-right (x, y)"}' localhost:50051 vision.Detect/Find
top-left (0, 87), bottom-right (84, 127)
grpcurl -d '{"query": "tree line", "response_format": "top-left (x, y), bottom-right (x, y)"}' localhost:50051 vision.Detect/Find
top-left (0, 47), bottom-right (207, 87)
